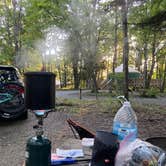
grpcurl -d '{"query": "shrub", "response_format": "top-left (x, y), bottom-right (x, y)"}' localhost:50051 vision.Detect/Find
top-left (139, 88), bottom-right (159, 98)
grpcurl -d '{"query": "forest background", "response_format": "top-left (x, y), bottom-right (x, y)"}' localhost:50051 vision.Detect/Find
top-left (0, 0), bottom-right (166, 99)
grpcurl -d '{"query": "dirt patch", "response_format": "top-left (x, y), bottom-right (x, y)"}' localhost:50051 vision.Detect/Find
top-left (0, 99), bottom-right (166, 166)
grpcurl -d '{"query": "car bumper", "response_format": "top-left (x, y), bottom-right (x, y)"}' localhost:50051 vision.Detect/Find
top-left (0, 109), bottom-right (27, 120)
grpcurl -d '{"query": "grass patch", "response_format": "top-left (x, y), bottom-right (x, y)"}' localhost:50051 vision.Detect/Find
top-left (158, 92), bottom-right (166, 97)
top-left (56, 95), bottom-right (166, 114)
top-left (56, 98), bottom-right (98, 113)
top-left (85, 91), bottom-right (112, 97)
top-left (56, 98), bottom-right (81, 106)
top-left (131, 101), bottom-right (166, 113)
top-left (139, 88), bottom-right (159, 98)
top-left (97, 97), bottom-right (122, 113)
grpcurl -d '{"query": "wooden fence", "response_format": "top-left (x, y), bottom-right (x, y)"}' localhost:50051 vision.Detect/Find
top-left (98, 78), bottom-right (161, 90)
top-left (128, 79), bottom-right (161, 89)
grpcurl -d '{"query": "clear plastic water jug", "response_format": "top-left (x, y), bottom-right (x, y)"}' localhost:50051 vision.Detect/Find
top-left (112, 101), bottom-right (137, 141)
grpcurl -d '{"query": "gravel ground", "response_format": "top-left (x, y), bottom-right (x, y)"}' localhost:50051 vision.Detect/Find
top-left (0, 110), bottom-right (72, 166)
top-left (0, 90), bottom-right (166, 166)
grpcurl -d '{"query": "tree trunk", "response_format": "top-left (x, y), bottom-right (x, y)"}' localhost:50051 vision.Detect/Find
top-left (135, 48), bottom-right (142, 72)
top-left (143, 42), bottom-right (148, 89)
top-left (122, 0), bottom-right (129, 100)
top-left (92, 71), bottom-right (98, 94)
top-left (58, 66), bottom-right (63, 88)
top-left (72, 62), bottom-right (79, 89)
top-left (4, 1), bottom-right (12, 47)
top-left (113, 4), bottom-right (118, 73)
top-left (63, 62), bottom-right (67, 87)
top-left (160, 58), bottom-right (166, 93)
top-left (147, 33), bottom-right (156, 88)
top-left (18, 5), bottom-right (23, 54)
top-left (156, 60), bottom-right (159, 79)
top-left (12, 0), bottom-right (19, 58)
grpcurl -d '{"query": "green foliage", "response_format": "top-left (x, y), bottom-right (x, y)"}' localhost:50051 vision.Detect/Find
top-left (0, 0), bottom-right (165, 94)
top-left (23, 0), bottom-right (69, 45)
top-left (108, 73), bottom-right (124, 92)
top-left (129, 0), bottom-right (166, 31)
top-left (0, 0), bottom-right (70, 67)
top-left (139, 88), bottom-right (159, 98)
top-left (0, 53), bottom-right (12, 64)
top-left (150, 0), bottom-right (166, 17)
top-left (97, 97), bottom-right (121, 113)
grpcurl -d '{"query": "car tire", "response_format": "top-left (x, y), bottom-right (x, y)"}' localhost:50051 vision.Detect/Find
top-left (20, 110), bottom-right (28, 120)
top-left (0, 82), bottom-right (26, 120)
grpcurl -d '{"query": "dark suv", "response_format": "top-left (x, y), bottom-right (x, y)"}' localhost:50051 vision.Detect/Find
top-left (0, 65), bottom-right (27, 120)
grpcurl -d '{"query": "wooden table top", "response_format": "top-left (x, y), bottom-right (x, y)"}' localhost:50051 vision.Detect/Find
top-left (54, 138), bottom-right (92, 166)
top-left (23, 138), bottom-right (92, 166)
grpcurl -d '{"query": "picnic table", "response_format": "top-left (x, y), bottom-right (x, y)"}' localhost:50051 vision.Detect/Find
top-left (53, 138), bottom-right (92, 166)
top-left (22, 138), bottom-right (92, 166)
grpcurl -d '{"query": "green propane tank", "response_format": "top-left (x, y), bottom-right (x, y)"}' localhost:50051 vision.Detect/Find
top-left (25, 135), bottom-right (51, 166)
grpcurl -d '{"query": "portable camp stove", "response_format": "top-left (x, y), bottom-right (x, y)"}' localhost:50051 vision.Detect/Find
top-left (24, 72), bottom-right (55, 166)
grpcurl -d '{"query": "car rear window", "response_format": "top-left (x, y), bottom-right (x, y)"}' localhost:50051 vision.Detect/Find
top-left (0, 69), bottom-right (19, 82)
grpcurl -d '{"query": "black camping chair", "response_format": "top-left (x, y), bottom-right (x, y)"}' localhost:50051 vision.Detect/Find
top-left (67, 118), bottom-right (95, 139)
top-left (145, 137), bottom-right (166, 151)
top-left (91, 131), bottom-right (119, 166)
